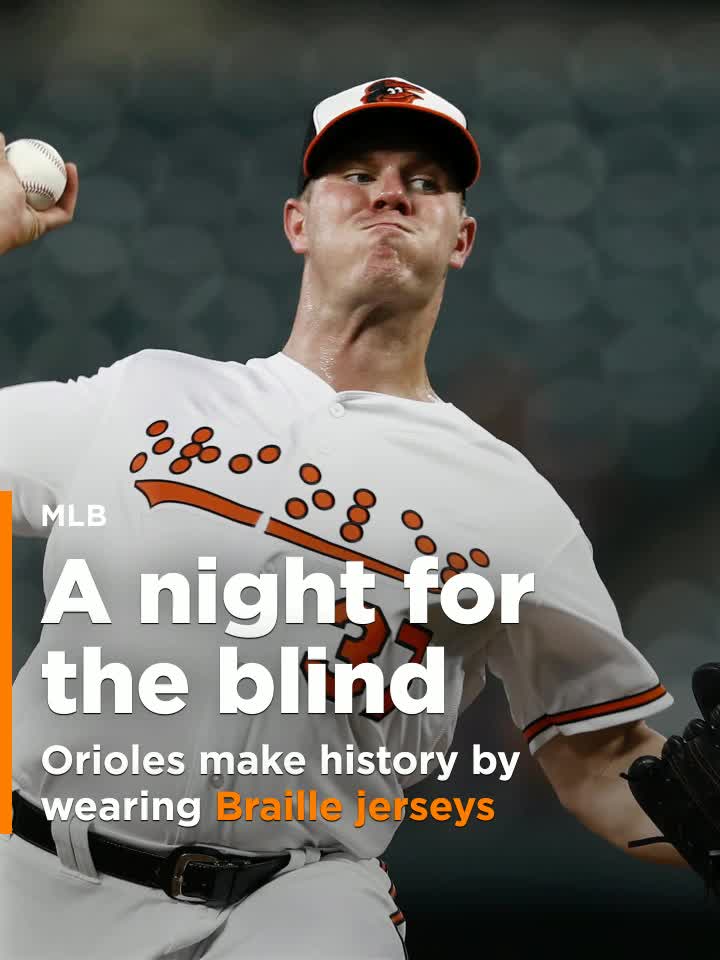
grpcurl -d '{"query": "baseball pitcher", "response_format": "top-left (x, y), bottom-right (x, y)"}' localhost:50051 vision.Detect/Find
top-left (0, 78), bottom-right (716, 960)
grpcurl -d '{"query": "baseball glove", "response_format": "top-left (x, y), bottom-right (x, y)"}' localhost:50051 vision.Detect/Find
top-left (624, 662), bottom-right (720, 896)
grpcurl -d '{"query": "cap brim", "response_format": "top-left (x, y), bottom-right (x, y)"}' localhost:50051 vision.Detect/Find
top-left (302, 102), bottom-right (481, 191)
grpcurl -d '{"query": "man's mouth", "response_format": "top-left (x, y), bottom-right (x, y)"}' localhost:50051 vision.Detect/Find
top-left (364, 222), bottom-right (410, 234)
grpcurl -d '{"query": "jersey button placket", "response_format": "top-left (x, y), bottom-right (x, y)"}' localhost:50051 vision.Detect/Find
top-left (313, 399), bottom-right (346, 453)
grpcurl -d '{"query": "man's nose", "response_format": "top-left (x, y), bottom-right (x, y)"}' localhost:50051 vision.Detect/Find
top-left (371, 172), bottom-right (411, 215)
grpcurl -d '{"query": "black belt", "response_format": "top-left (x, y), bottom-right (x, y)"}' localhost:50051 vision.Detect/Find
top-left (11, 791), bottom-right (291, 908)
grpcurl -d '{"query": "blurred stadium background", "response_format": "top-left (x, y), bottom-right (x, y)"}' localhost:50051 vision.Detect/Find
top-left (4, 0), bottom-right (720, 948)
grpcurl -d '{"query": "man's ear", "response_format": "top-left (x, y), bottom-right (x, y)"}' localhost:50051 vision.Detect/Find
top-left (284, 197), bottom-right (309, 255)
top-left (449, 214), bottom-right (477, 270)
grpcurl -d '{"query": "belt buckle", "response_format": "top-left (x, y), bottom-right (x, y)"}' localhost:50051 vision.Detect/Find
top-left (170, 850), bottom-right (221, 903)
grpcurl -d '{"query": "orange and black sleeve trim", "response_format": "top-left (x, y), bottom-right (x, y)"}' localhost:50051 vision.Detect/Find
top-left (522, 682), bottom-right (668, 747)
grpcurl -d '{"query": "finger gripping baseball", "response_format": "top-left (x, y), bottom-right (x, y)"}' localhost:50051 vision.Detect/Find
top-left (627, 662), bottom-right (720, 897)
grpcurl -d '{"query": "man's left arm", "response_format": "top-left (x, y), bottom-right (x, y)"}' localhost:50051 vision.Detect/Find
top-left (535, 720), bottom-right (687, 869)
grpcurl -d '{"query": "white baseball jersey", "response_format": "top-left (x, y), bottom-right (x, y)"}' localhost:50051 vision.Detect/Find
top-left (3, 348), bottom-right (672, 859)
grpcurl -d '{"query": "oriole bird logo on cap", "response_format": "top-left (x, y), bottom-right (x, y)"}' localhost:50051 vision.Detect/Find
top-left (361, 79), bottom-right (426, 105)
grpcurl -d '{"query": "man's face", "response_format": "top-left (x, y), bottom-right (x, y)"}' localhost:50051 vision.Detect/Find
top-left (285, 132), bottom-right (476, 304)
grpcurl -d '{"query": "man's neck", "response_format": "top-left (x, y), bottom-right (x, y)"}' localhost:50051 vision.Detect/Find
top-left (282, 287), bottom-right (443, 403)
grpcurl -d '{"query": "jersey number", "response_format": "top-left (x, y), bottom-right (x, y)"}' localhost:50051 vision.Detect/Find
top-left (301, 599), bottom-right (433, 720)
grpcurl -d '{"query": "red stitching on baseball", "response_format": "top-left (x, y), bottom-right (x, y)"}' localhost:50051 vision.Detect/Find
top-left (26, 140), bottom-right (65, 174)
top-left (22, 181), bottom-right (55, 200)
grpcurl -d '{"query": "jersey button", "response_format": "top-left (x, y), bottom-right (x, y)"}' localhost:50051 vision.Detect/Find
top-left (329, 402), bottom-right (345, 418)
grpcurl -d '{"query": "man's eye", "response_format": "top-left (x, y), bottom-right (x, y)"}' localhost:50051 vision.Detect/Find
top-left (345, 172), bottom-right (374, 184)
top-left (410, 176), bottom-right (438, 191)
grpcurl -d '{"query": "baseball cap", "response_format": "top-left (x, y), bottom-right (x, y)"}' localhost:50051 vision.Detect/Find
top-left (298, 77), bottom-right (481, 196)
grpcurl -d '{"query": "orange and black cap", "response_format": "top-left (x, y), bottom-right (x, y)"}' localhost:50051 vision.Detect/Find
top-left (297, 77), bottom-right (481, 196)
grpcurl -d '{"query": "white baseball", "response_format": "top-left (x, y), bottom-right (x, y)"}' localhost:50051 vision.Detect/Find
top-left (4, 138), bottom-right (68, 211)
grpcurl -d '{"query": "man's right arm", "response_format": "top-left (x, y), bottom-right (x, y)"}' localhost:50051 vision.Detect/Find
top-left (0, 144), bottom-right (124, 537)
top-left (0, 374), bottom-right (122, 537)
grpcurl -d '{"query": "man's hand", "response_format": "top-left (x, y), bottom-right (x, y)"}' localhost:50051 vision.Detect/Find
top-left (0, 132), bottom-right (78, 255)
top-left (625, 663), bottom-right (720, 894)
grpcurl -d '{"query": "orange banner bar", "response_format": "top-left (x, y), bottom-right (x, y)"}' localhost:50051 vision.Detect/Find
top-left (0, 492), bottom-right (11, 834)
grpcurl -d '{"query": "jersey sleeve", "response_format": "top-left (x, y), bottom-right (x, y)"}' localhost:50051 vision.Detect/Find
top-left (486, 526), bottom-right (673, 754)
top-left (0, 355), bottom-right (133, 537)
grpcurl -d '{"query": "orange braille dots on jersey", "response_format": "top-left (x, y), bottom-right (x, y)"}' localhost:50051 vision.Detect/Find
top-left (258, 445), bottom-right (281, 464)
top-left (192, 427), bottom-right (213, 444)
top-left (160, 425), bottom-right (223, 474)
top-left (146, 420), bottom-right (168, 437)
top-left (287, 464), bottom-right (335, 520)
top-left (313, 490), bottom-right (335, 510)
top-left (354, 489), bottom-right (376, 508)
top-left (470, 548), bottom-right (490, 567)
top-left (401, 510), bottom-right (423, 530)
top-left (286, 498), bottom-right (309, 520)
top-left (415, 535), bottom-right (436, 555)
top-left (300, 463), bottom-right (321, 484)
top-left (153, 438), bottom-right (174, 455)
top-left (340, 523), bottom-right (363, 543)
top-left (401, 508), bottom-right (436, 555)
top-left (131, 421), bottom-right (176, 473)
top-left (339, 489), bottom-right (377, 542)
top-left (442, 550), bottom-right (469, 581)
top-left (199, 447), bottom-right (221, 463)
top-left (229, 454), bottom-right (252, 474)
top-left (181, 443), bottom-right (202, 458)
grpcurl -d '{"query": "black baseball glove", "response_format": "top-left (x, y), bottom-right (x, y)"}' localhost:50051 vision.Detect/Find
top-left (624, 662), bottom-right (720, 896)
